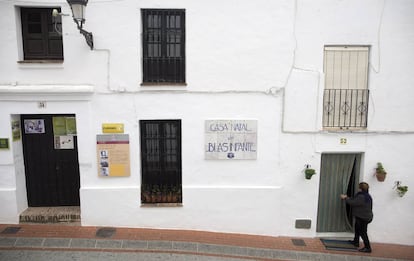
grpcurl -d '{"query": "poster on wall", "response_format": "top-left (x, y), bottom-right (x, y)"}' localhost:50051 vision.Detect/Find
top-left (96, 134), bottom-right (130, 177)
top-left (11, 120), bottom-right (21, 141)
top-left (53, 117), bottom-right (77, 150)
top-left (54, 135), bottom-right (74, 149)
top-left (24, 119), bottom-right (45, 134)
top-left (102, 123), bottom-right (124, 133)
top-left (205, 120), bottom-right (257, 160)
top-left (0, 138), bottom-right (9, 150)
top-left (53, 117), bottom-right (77, 136)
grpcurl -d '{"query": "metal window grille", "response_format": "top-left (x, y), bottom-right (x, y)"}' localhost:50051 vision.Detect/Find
top-left (323, 89), bottom-right (369, 128)
top-left (140, 120), bottom-right (182, 204)
top-left (142, 9), bottom-right (185, 83)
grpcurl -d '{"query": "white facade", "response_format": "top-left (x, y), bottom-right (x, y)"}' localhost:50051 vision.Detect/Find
top-left (1, 0), bottom-right (413, 245)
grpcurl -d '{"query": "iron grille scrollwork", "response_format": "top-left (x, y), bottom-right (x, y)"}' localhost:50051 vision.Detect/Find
top-left (323, 89), bottom-right (369, 128)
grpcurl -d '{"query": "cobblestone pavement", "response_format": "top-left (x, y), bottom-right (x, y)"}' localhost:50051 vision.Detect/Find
top-left (0, 224), bottom-right (413, 261)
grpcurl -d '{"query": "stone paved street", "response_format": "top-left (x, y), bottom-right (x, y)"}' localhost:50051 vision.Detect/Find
top-left (1, 224), bottom-right (413, 261)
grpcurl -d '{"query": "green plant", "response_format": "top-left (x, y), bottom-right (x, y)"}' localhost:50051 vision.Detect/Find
top-left (141, 184), bottom-right (151, 203)
top-left (375, 162), bottom-right (387, 182)
top-left (396, 185), bottom-right (408, 197)
top-left (171, 185), bottom-right (182, 203)
top-left (304, 167), bottom-right (316, 179)
top-left (375, 162), bottom-right (387, 175)
top-left (151, 185), bottom-right (161, 193)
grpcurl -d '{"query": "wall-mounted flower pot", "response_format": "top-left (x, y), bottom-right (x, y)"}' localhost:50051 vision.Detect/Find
top-left (305, 168), bottom-right (316, 180)
top-left (375, 172), bottom-right (386, 182)
top-left (375, 162), bottom-right (387, 182)
top-left (396, 186), bottom-right (408, 197)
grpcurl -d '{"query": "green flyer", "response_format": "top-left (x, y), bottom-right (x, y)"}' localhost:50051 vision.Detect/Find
top-left (66, 117), bottom-right (77, 135)
top-left (53, 117), bottom-right (67, 135)
top-left (53, 117), bottom-right (77, 136)
top-left (0, 138), bottom-right (9, 149)
top-left (12, 120), bottom-right (21, 141)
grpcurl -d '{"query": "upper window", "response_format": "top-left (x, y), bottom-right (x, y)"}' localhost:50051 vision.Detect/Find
top-left (21, 8), bottom-right (63, 61)
top-left (141, 9), bottom-right (185, 84)
top-left (323, 46), bottom-right (369, 129)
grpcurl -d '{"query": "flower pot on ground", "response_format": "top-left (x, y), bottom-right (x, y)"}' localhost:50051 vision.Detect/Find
top-left (375, 162), bottom-right (387, 182)
top-left (305, 168), bottom-right (316, 180)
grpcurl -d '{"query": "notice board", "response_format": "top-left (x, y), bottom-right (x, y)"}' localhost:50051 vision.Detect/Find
top-left (97, 134), bottom-right (130, 177)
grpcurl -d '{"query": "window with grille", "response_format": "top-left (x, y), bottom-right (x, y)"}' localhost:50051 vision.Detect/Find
top-left (140, 120), bottom-right (182, 204)
top-left (141, 9), bottom-right (185, 84)
top-left (21, 8), bottom-right (63, 60)
top-left (323, 46), bottom-right (369, 129)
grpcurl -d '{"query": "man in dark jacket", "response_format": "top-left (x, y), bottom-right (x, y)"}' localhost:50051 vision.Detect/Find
top-left (341, 182), bottom-right (373, 253)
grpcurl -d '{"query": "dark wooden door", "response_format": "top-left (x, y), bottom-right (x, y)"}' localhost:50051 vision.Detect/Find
top-left (21, 114), bottom-right (80, 207)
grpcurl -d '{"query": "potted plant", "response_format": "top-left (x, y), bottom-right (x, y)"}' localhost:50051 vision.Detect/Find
top-left (166, 190), bottom-right (173, 203)
top-left (375, 162), bottom-right (387, 182)
top-left (171, 186), bottom-right (182, 203)
top-left (304, 166), bottom-right (316, 180)
top-left (151, 185), bottom-right (162, 203)
top-left (141, 184), bottom-right (151, 203)
top-left (396, 185), bottom-right (408, 197)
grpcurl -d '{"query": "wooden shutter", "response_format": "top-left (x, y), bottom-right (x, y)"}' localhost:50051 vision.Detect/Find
top-left (324, 46), bottom-right (369, 90)
top-left (21, 8), bottom-right (63, 60)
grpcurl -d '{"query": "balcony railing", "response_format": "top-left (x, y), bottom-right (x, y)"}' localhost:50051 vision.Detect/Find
top-left (323, 89), bottom-right (369, 129)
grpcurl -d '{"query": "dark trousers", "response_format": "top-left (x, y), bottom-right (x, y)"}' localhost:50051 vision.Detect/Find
top-left (354, 217), bottom-right (371, 249)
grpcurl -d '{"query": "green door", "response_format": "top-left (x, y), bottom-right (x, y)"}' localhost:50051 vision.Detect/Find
top-left (317, 153), bottom-right (361, 232)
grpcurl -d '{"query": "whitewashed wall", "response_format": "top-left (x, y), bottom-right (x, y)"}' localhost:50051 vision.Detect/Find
top-left (0, 0), bottom-right (413, 245)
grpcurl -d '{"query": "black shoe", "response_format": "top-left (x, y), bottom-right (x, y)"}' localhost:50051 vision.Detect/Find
top-left (348, 240), bottom-right (359, 247)
top-left (358, 247), bottom-right (372, 253)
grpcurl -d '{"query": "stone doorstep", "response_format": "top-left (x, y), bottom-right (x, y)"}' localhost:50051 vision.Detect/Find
top-left (19, 207), bottom-right (80, 224)
top-left (19, 215), bottom-right (80, 223)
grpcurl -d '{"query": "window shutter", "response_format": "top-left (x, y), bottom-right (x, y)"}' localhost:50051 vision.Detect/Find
top-left (21, 8), bottom-right (63, 60)
top-left (324, 46), bottom-right (369, 90)
top-left (22, 8), bottom-right (46, 58)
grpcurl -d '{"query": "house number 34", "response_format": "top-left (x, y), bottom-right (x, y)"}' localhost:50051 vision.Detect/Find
top-left (38, 101), bottom-right (47, 109)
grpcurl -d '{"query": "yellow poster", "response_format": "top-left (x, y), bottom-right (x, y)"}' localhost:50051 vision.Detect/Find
top-left (102, 123), bottom-right (124, 133)
top-left (96, 134), bottom-right (130, 177)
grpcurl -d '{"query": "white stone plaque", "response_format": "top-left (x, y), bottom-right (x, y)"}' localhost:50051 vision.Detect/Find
top-left (205, 120), bottom-right (257, 160)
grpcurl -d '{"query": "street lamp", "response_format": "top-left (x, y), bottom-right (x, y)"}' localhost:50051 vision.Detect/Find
top-left (67, 0), bottom-right (94, 49)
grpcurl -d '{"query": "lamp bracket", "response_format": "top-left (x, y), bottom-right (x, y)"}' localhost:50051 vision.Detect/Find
top-left (79, 28), bottom-right (94, 50)
top-left (52, 9), bottom-right (70, 17)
